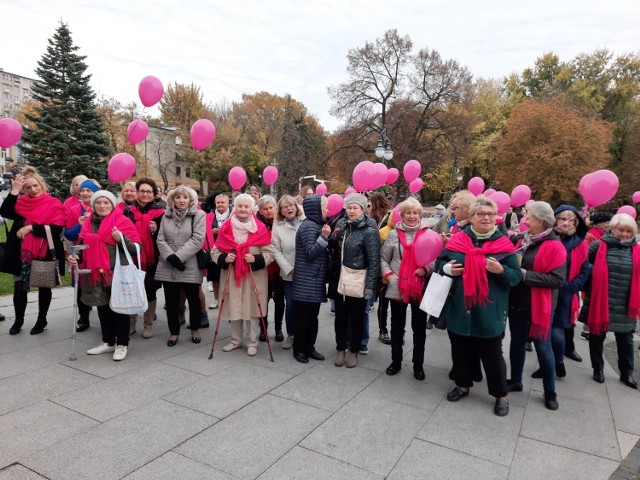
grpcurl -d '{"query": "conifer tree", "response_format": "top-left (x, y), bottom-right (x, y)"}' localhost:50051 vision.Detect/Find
top-left (21, 22), bottom-right (111, 198)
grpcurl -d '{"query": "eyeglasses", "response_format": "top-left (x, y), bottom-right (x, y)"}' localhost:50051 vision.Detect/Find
top-left (556, 216), bottom-right (575, 223)
top-left (138, 189), bottom-right (154, 195)
top-left (475, 212), bottom-right (496, 218)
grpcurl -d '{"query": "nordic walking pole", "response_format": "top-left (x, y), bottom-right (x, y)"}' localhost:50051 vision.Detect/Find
top-left (68, 244), bottom-right (90, 361)
top-left (208, 263), bottom-right (231, 360)
top-left (248, 267), bottom-right (274, 362)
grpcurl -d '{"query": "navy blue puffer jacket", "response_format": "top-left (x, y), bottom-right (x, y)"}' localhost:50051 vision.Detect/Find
top-left (292, 196), bottom-right (329, 303)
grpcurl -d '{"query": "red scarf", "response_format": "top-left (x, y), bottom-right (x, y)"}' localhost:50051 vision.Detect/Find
top-left (79, 210), bottom-right (141, 285)
top-left (587, 241), bottom-right (640, 335)
top-left (215, 213), bottom-right (271, 287)
top-left (130, 204), bottom-right (164, 269)
top-left (585, 227), bottom-right (605, 245)
top-left (398, 229), bottom-right (426, 303)
top-left (63, 195), bottom-right (80, 209)
top-left (15, 194), bottom-right (66, 262)
top-left (446, 231), bottom-right (515, 308)
top-left (65, 201), bottom-right (92, 229)
top-left (529, 240), bottom-right (567, 339)
top-left (567, 241), bottom-right (589, 324)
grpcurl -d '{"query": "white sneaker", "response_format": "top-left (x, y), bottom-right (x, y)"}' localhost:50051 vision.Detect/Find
top-left (87, 343), bottom-right (116, 355)
top-left (209, 300), bottom-right (219, 310)
top-left (113, 345), bottom-right (128, 361)
top-left (207, 281), bottom-right (214, 292)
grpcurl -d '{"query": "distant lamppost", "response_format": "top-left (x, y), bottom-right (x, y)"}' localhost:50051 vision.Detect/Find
top-left (375, 127), bottom-right (393, 163)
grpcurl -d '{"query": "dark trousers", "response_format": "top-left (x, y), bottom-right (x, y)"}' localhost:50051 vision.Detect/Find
top-left (293, 300), bottom-right (320, 355)
top-left (335, 296), bottom-right (367, 353)
top-left (509, 313), bottom-right (556, 393)
top-left (589, 331), bottom-right (635, 377)
top-left (78, 287), bottom-right (92, 321)
top-left (449, 331), bottom-right (508, 398)
top-left (564, 325), bottom-right (576, 354)
top-left (262, 281), bottom-right (285, 333)
top-left (98, 305), bottom-right (130, 346)
top-left (390, 300), bottom-right (427, 368)
top-left (144, 264), bottom-right (162, 301)
top-left (163, 282), bottom-right (201, 335)
top-left (377, 286), bottom-right (390, 333)
top-left (14, 281), bottom-right (51, 322)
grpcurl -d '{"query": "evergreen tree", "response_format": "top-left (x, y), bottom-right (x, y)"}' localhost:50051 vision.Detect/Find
top-left (21, 22), bottom-right (111, 198)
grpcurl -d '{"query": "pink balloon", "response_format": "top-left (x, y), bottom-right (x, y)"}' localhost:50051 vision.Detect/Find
top-left (582, 169), bottom-right (619, 207)
top-left (0, 118), bottom-right (22, 148)
top-left (409, 178), bottom-right (423, 194)
top-left (127, 119), bottom-right (148, 145)
top-left (403, 160), bottom-right (421, 183)
top-left (414, 230), bottom-right (444, 267)
top-left (345, 187), bottom-right (356, 196)
top-left (467, 177), bottom-right (485, 196)
top-left (315, 183), bottom-right (327, 195)
top-left (138, 75), bottom-right (164, 108)
top-left (391, 205), bottom-right (401, 225)
top-left (578, 173), bottom-right (591, 198)
top-left (510, 185), bottom-right (531, 207)
top-left (386, 167), bottom-right (400, 185)
top-left (108, 153), bottom-right (136, 182)
top-left (228, 166), bottom-right (247, 191)
top-left (632, 191), bottom-right (640, 204)
top-left (262, 166), bottom-right (279, 186)
top-left (373, 163), bottom-right (388, 190)
top-left (518, 217), bottom-right (528, 233)
top-left (484, 188), bottom-right (496, 197)
top-left (327, 194), bottom-right (343, 216)
top-left (489, 191), bottom-right (511, 215)
top-left (353, 161), bottom-right (376, 191)
top-left (190, 119), bottom-right (216, 151)
top-left (617, 205), bottom-right (637, 219)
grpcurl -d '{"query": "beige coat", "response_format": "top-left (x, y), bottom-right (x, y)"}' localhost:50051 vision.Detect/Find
top-left (211, 244), bottom-right (274, 321)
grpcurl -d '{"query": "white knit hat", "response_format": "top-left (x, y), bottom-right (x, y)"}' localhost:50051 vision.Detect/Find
top-left (344, 193), bottom-right (368, 212)
top-left (90, 190), bottom-right (118, 209)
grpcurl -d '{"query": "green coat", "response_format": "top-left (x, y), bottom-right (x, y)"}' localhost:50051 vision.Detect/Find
top-left (435, 228), bottom-right (522, 338)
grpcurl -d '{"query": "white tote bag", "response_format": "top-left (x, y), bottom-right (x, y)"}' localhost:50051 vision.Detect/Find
top-left (109, 239), bottom-right (147, 315)
top-left (419, 272), bottom-right (453, 318)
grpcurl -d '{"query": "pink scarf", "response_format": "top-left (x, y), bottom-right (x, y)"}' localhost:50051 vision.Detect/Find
top-left (567, 241), bottom-right (589, 324)
top-left (397, 229), bottom-right (425, 303)
top-left (588, 241), bottom-right (640, 335)
top-left (446, 231), bottom-right (515, 308)
top-left (16, 194), bottom-right (66, 262)
top-left (130, 204), bottom-right (164, 269)
top-left (530, 240), bottom-right (567, 339)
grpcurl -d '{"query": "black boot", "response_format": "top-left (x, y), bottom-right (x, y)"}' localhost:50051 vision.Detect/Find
top-left (11, 283), bottom-right (28, 335)
top-left (9, 319), bottom-right (23, 335)
top-left (30, 315), bottom-right (48, 335)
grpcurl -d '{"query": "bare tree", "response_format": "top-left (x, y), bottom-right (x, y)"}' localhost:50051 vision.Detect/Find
top-left (144, 126), bottom-right (177, 192)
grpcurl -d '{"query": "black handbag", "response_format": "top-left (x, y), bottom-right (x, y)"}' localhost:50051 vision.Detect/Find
top-left (191, 216), bottom-right (212, 269)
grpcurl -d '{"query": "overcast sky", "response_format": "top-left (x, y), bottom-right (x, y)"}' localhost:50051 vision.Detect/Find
top-left (3, 0), bottom-right (640, 132)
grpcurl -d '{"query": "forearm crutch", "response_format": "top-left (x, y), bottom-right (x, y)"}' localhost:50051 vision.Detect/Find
top-left (248, 267), bottom-right (274, 362)
top-left (208, 268), bottom-right (231, 360)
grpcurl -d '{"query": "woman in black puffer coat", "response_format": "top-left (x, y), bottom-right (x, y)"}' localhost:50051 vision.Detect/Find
top-left (329, 193), bottom-right (381, 368)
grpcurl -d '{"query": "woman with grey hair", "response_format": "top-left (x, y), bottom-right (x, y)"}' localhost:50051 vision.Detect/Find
top-left (271, 195), bottom-right (305, 348)
top-left (155, 185), bottom-right (205, 346)
top-left (580, 213), bottom-right (639, 388)
top-left (507, 201), bottom-right (566, 410)
top-left (212, 194), bottom-right (274, 356)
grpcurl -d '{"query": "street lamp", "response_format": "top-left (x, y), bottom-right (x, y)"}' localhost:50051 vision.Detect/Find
top-left (375, 127), bottom-right (393, 162)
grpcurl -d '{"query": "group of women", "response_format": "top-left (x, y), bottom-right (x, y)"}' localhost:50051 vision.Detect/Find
top-left (2, 167), bottom-right (638, 419)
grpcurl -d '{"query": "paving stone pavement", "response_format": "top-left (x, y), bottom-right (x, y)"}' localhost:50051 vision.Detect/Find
top-left (1, 284), bottom-right (639, 479)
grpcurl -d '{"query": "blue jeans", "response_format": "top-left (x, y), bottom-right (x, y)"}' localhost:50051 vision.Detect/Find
top-left (509, 313), bottom-right (556, 393)
top-left (283, 281), bottom-right (294, 337)
top-left (551, 326), bottom-right (565, 366)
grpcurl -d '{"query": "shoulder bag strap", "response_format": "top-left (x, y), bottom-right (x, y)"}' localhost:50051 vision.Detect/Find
top-left (44, 225), bottom-right (56, 259)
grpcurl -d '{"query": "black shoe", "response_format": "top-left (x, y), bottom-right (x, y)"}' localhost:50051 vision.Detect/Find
top-left (494, 398), bottom-right (509, 416)
top-left (275, 330), bottom-right (284, 342)
top-left (294, 352), bottom-right (309, 364)
top-left (413, 367), bottom-right (425, 381)
top-left (307, 350), bottom-right (325, 361)
top-left (167, 337), bottom-right (179, 347)
top-left (525, 341), bottom-right (533, 352)
top-left (565, 350), bottom-right (582, 362)
top-left (620, 375), bottom-right (638, 389)
top-left (76, 318), bottom-right (90, 332)
top-left (446, 387), bottom-right (469, 402)
top-left (386, 363), bottom-right (401, 376)
top-left (473, 371), bottom-right (483, 383)
top-left (507, 379), bottom-right (523, 392)
top-left (0, 313), bottom-right (5, 321)
top-left (580, 331), bottom-right (590, 341)
top-left (9, 320), bottom-right (23, 335)
top-left (359, 345), bottom-right (369, 355)
top-left (259, 332), bottom-right (267, 342)
top-left (556, 363), bottom-right (566, 378)
top-left (593, 370), bottom-right (605, 383)
top-left (544, 392), bottom-right (559, 410)
top-left (30, 319), bottom-right (47, 335)
top-left (531, 368), bottom-right (543, 379)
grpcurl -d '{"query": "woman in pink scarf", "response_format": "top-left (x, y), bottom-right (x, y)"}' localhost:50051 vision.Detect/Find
top-left (0, 167), bottom-right (66, 335)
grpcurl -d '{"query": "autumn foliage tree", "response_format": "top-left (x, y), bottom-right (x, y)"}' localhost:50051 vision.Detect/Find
top-left (494, 97), bottom-right (612, 204)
